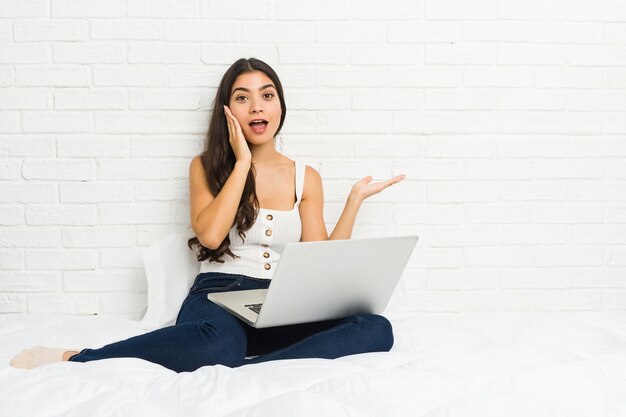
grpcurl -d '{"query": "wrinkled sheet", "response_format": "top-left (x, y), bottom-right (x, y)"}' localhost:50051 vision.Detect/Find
top-left (2, 311), bottom-right (626, 417)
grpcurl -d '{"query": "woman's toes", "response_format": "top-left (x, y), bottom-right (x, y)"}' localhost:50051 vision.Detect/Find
top-left (10, 349), bottom-right (34, 369)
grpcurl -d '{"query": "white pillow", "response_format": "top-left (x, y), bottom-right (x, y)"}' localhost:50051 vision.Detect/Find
top-left (138, 233), bottom-right (200, 330)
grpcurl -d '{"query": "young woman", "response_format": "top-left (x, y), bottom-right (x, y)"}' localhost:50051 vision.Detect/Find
top-left (11, 57), bottom-right (406, 372)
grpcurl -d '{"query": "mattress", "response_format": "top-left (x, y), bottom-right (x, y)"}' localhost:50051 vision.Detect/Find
top-left (2, 311), bottom-right (626, 417)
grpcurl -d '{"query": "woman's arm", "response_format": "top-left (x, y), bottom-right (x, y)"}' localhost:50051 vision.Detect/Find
top-left (189, 157), bottom-right (251, 249)
top-left (190, 105), bottom-right (254, 249)
top-left (328, 191), bottom-right (363, 240)
top-left (299, 166), bottom-right (405, 242)
top-left (299, 166), bottom-right (329, 241)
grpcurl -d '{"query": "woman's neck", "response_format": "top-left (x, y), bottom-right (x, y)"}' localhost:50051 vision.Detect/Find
top-left (249, 140), bottom-right (283, 166)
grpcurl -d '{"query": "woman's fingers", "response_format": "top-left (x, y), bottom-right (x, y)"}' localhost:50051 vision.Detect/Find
top-left (225, 107), bottom-right (240, 152)
top-left (224, 105), bottom-right (244, 139)
top-left (223, 105), bottom-right (252, 163)
top-left (224, 105), bottom-right (234, 141)
top-left (355, 173), bottom-right (406, 199)
top-left (385, 174), bottom-right (406, 187)
top-left (233, 117), bottom-right (245, 139)
top-left (377, 174), bottom-right (406, 191)
top-left (369, 174), bottom-right (405, 188)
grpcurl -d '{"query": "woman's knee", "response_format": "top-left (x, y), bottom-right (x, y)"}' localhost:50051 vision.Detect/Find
top-left (358, 314), bottom-right (394, 352)
top-left (197, 319), bottom-right (246, 367)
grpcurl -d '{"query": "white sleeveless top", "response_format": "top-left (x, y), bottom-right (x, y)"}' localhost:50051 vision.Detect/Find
top-left (198, 160), bottom-right (305, 279)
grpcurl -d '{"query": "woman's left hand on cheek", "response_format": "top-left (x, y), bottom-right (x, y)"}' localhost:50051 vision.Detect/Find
top-left (351, 173), bottom-right (406, 201)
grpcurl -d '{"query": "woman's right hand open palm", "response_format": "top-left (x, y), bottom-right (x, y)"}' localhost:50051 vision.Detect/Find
top-left (224, 105), bottom-right (252, 165)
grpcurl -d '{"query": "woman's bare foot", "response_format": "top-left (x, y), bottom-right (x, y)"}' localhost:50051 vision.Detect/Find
top-left (10, 346), bottom-right (80, 369)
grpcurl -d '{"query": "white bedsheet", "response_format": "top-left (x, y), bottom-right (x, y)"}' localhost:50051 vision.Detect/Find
top-left (2, 311), bottom-right (626, 417)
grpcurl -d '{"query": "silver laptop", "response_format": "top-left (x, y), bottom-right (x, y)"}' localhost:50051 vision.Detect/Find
top-left (207, 235), bottom-right (418, 328)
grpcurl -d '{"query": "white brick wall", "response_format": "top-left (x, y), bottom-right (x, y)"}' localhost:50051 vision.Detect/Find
top-left (1, 0), bottom-right (626, 319)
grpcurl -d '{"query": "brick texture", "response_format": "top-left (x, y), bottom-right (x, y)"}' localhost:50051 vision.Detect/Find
top-left (1, 0), bottom-right (625, 318)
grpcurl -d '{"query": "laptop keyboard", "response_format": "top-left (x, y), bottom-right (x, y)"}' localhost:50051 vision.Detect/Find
top-left (245, 303), bottom-right (263, 314)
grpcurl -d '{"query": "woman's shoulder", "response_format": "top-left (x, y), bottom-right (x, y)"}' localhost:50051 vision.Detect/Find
top-left (301, 164), bottom-right (322, 203)
top-left (281, 156), bottom-right (315, 172)
top-left (286, 158), bottom-right (320, 185)
top-left (190, 154), bottom-right (204, 171)
top-left (189, 154), bottom-right (205, 177)
top-left (302, 163), bottom-right (318, 178)
top-left (274, 156), bottom-right (321, 201)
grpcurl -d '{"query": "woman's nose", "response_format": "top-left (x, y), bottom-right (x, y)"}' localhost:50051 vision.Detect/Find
top-left (249, 97), bottom-right (264, 113)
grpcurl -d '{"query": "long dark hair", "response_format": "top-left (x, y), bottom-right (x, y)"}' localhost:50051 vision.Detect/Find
top-left (187, 57), bottom-right (287, 263)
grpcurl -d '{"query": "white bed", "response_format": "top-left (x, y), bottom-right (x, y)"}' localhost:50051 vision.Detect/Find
top-left (3, 310), bottom-right (626, 417)
top-left (3, 233), bottom-right (626, 416)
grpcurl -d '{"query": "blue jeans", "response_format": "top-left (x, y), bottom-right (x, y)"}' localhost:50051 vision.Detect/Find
top-left (69, 272), bottom-right (394, 373)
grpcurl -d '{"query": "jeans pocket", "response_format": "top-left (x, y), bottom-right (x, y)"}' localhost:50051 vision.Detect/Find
top-left (188, 275), bottom-right (242, 295)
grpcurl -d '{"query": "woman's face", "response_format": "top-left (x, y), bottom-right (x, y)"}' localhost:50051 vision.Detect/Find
top-left (228, 71), bottom-right (282, 145)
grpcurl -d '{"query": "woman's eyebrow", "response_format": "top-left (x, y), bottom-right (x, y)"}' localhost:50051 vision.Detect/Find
top-left (231, 84), bottom-right (276, 96)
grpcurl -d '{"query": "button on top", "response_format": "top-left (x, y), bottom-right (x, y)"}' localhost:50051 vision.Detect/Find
top-left (266, 214), bottom-right (273, 221)
top-left (264, 263), bottom-right (271, 270)
top-left (265, 228), bottom-right (272, 236)
top-left (263, 252), bottom-right (270, 258)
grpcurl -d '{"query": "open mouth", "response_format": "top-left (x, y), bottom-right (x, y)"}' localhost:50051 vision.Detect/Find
top-left (249, 120), bottom-right (268, 134)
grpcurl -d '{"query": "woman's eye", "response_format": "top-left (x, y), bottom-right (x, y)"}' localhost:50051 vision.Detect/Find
top-left (234, 93), bottom-right (273, 101)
